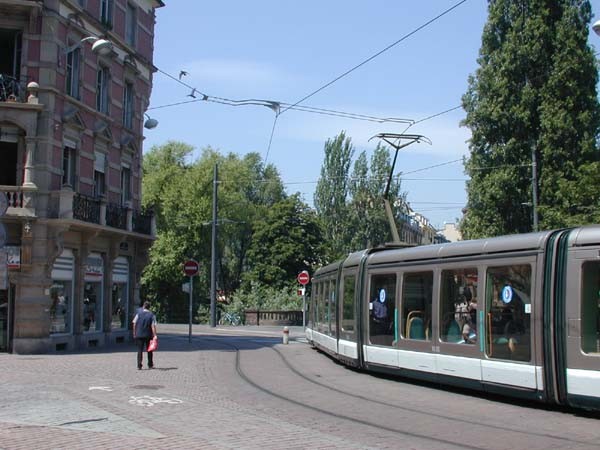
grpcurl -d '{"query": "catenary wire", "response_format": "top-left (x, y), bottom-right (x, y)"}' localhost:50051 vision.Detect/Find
top-left (280, 0), bottom-right (469, 115)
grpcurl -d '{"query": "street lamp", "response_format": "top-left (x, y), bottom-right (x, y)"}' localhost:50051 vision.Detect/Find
top-left (143, 114), bottom-right (159, 129)
top-left (593, 20), bottom-right (600, 37)
top-left (64, 36), bottom-right (113, 55)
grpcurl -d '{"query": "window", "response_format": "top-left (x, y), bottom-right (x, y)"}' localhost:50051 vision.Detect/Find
top-left (368, 273), bottom-right (397, 346)
top-left (96, 66), bottom-right (110, 114)
top-left (83, 254), bottom-right (104, 332)
top-left (49, 249), bottom-right (75, 335)
top-left (125, 3), bottom-right (137, 47)
top-left (111, 257), bottom-right (129, 330)
top-left (121, 166), bottom-right (131, 204)
top-left (440, 268), bottom-right (478, 344)
top-left (329, 278), bottom-right (337, 336)
top-left (93, 152), bottom-right (106, 198)
top-left (62, 145), bottom-right (76, 187)
top-left (581, 261), bottom-right (600, 354)
top-left (320, 281), bottom-right (328, 334)
top-left (402, 271), bottom-right (433, 341)
top-left (485, 265), bottom-right (531, 361)
top-left (100, 0), bottom-right (114, 27)
top-left (123, 82), bottom-right (134, 129)
top-left (66, 47), bottom-right (80, 98)
top-left (341, 275), bottom-right (355, 332)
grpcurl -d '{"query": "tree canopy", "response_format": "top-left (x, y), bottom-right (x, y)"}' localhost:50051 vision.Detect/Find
top-left (461, 0), bottom-right (600, 238)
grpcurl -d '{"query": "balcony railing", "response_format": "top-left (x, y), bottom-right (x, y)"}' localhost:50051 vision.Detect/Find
top-left (73, 193), bottom-right (101, 224)
top-left (0, 185), bottom-right (37, 215)
top-left (53, 190), bottom-right (154, 236)
top-left (106, 203), bottom-right (127, 230)
top-left (132, 209), bottom-right (152, 235)
top-left (0, 74), bottom-right (27, 103)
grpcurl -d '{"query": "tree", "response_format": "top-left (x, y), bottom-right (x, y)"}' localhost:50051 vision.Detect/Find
top-left (314, 131), bottom-right (354, 260)
top-left (348, 144), bottom-right (404, 249)
top-left (141, 142), bottom-right (288, 322)
top-left (244, 194), bottom-right (323, 289)
top-left (461, 0), bottom-right (600, 239)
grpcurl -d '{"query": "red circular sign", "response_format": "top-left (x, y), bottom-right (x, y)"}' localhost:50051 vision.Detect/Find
top-left (297, 270), bottom-right (310, 285)
top-left (183, 260), bottom-right (199, 277)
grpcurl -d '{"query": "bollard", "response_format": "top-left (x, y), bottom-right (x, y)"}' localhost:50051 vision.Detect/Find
top-left (282, 326), bottom-right (289, 344)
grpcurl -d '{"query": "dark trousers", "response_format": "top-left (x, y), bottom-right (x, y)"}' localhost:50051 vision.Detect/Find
top-left (135, 337), bottom-right (154, 368)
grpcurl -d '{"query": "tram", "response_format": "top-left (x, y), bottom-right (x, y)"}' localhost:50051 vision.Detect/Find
top-left (306, 225), bottom-right (600, 410)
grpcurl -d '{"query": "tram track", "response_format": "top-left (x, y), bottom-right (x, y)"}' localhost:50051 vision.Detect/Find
top-left (195, 334), bottom-right (600, 450)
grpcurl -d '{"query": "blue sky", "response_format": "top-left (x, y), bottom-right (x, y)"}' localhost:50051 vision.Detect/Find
top-left (145, 1), bottom-right (600, 229)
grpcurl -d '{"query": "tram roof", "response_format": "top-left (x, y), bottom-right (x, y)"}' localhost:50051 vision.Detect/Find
top-left (368, 230), bottom-right (554, 265)
top-left (569, 224), bottom-right (600, 247)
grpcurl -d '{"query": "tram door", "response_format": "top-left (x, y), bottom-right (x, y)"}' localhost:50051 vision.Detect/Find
top-left (0, 284), bottom-right (14, 352)
top-left (481, 259), bottom-right (538, 390)
top-left (561, 245), bottom-right (600, 408)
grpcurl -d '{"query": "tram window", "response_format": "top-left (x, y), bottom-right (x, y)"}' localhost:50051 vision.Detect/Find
top-left (321, 281), bottom-right (329, 334)
top-left (342, 275), bottom-right (356, 332)
top-left (440, 268), bottom-right (478, 344)
top-left (329, 279), bottom-right (337, 336)
top-left (402, 271), bottom-right (433, 341)
top-left (485, 265), bottom-right (531, 361)
top-left (369, 273), bottom-right (396, 346)
top-left (581, 261), bottom-right (600, 354)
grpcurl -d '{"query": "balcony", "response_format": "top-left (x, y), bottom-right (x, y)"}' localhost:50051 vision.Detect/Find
top-left (0, 73), bottom-right (26, 103)
top-left (0, 185), bottom-right (36, 217)
top-left (51, 189), bottom-right (155, 237)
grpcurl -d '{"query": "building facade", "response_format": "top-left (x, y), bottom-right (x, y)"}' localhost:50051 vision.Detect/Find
top-left (0, 0), bottom-right (163, 354)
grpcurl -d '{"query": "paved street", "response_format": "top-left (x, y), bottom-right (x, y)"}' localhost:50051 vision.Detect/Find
top-left (0, 324), bottom-right (599, 450)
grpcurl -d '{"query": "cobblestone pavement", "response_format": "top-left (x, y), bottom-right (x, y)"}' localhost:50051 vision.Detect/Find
top-left (0, 325), bottom-right (599, 450)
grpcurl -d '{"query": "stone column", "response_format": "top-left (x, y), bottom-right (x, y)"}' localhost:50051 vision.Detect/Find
top-left (22, 137), bottom-right (38, 190)
top-left (11, 222), bottom-right (52, 354)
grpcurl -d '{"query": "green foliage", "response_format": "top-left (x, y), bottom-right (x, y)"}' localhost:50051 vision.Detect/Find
top-left (227, 282), bottom-right (302, 315)
top-left (314, 131), bottom-right (354, 260)
top-left (244, 194), bottom-right (324, 289)
top-left (141, 142), bottom-right (291, 322)
top-left (348, 144), bottom-right (404, 249)
top-left (315, 132), bottom-right (407, 259)
top-left (461, 0), bottom-right (600, 239)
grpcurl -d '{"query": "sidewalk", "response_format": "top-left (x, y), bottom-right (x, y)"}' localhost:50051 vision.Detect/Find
top-left (0, 324), bottom-right (329, 450)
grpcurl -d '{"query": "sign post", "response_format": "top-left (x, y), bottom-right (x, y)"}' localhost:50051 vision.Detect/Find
top-left (297, 270), bottom-right (310, 328)
top-left (183, 259), bottom-right (199, 343)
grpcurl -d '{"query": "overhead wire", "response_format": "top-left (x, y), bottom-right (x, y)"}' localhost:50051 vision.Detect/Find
top-left (280, 0), bottom-right (469, 115)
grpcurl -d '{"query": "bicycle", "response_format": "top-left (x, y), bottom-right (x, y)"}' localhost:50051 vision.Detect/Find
top-left (218, 312), bottom-right (242, 326)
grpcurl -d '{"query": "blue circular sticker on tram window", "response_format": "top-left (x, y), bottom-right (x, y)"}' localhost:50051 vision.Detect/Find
top-left (501, 285), bottom-right (513, 304)
top-left (379, 289), bottom-right (386, 303)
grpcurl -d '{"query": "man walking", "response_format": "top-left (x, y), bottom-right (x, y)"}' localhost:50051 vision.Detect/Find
top-left (132, 301), bottom-right (157, 370)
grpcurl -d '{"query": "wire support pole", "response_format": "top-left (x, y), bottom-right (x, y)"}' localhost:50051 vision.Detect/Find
top-left (210, 163), bottom-right (218, 327)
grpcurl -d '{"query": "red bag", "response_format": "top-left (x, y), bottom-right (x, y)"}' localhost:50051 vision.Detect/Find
top-left (147, 336), bottom-right (158, 352)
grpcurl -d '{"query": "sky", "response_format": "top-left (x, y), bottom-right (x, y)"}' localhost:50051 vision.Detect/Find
top-left (144, 1), bottom-right (600, 230)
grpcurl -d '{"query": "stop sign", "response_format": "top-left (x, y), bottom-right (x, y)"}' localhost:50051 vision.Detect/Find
top-left (183, 259), bottom-right (199, 277)
top-left (297, 270), bottom-right (310, 285)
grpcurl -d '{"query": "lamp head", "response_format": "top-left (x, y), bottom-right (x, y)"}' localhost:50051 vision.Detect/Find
top-left (91, 38), bottom-right (113, 55)
top-left (593, 20), bottom-right (600, 37)
top-left (144, 116), bottom-right (158, 129)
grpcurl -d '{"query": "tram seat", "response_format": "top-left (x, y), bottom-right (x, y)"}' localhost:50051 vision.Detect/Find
top-left (446, 321), bottom-right (462, 343)
top-left (408, 317), bottom-right (425, 340)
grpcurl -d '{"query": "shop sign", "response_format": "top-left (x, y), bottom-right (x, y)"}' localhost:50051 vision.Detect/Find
top-left (85, 255), bottom-right (104, 280)
top-left (6, 246), bottom-right (20, 269)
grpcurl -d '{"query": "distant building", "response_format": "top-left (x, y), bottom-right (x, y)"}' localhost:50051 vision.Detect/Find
top-left (439, 223), bottom-right (462, 242)
top-left (0, 0), bottom-right (164, 354)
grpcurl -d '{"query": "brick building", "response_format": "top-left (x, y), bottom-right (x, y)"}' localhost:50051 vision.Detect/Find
top-left (0, 0), bottom-right (163, 353)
